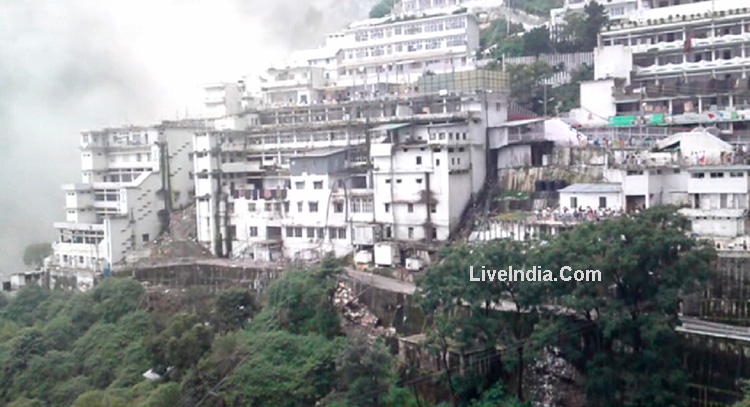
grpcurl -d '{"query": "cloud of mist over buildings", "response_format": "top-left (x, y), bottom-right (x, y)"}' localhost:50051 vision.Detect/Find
top-left (0, 0), bottom-right (373, 275)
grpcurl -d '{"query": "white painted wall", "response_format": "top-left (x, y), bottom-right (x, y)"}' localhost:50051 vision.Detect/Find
top-left (559, 190), bottom-right (624, 211)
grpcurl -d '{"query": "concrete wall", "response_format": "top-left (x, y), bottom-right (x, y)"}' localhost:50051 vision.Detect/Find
top-left (580, 79), bottom-right (617, 122)
top-left (559, 190), bottom-right (623, 211)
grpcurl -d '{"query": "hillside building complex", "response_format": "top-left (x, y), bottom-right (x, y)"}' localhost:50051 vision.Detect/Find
top-left (575, 0), bottom-right (750, 133)
top-left (50, 121), bottom-right (200, 277)
top-left (195, 70), bottom-right (510, 263)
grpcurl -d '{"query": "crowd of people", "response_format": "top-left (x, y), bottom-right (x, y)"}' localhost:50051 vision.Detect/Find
top-left (534, 205), bottom-right (628, 223)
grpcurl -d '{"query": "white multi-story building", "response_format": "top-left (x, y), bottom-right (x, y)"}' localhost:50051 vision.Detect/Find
top-left (203, 82), bottom-right (244, 119)
top-left (52, 121), bottom-right (198, 273)
top-left (576, 0), bottom-right (750, 130)
top-left (551, 0), bottom-right (640, 26)
top-left (333, 12), bottom-right (481, 91)
top-left (194, 69), bottom-right (509, 263)
top-left (681, 165), bottom-right (750, 238)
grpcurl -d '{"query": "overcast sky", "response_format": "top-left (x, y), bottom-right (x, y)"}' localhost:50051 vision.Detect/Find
top-left (0, 0), bottom-right (373, 274)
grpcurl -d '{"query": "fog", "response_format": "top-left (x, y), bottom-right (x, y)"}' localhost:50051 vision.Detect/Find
top-left (0, 0), bottom-right (374, 274)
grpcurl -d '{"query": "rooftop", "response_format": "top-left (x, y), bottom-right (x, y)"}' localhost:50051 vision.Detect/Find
top-left (559, 183), bottom-right (622, 193)
top-left (686, 165), bottom-right (750, 172)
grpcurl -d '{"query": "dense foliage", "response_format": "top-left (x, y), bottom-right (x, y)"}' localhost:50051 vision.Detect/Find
top-left (0, 255), bottom-right (416, 407)
top-left (479, 2), bottom-right (607, 116)
top-left (0, 209), bottom-right (716, 406)
top-left (417, 207), bottom-right (715, 406)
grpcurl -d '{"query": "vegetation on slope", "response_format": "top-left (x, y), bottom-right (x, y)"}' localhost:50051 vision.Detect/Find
top-left (0, 208), bottom-right (716, 406)
top-left (0, 256), bottom-right (415, 407)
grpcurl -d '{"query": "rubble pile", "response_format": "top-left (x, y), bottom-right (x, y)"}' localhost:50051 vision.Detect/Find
top-left (524, 347), bottom-right (585, 407)
top-left (333, 282), bottom-right (396, 339)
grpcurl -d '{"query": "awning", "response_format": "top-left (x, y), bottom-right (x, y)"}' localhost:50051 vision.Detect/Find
top-left (368, 123), bottom-right (411, 132)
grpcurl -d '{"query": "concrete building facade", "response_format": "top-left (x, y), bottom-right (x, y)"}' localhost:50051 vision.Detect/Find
top-left (52, 121), bottom-right (199, 273)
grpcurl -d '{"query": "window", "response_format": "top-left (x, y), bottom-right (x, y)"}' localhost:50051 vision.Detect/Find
top-left (318, 228), bottom-right (325, 239)
top-left (295, 181), bottom-right (305, 189)
top-left (297, 201), bottom-right (303, 212)
top-left (408, 203), bottom-right (414, 213)
top-left (416, 156), bottom-right (422, 165)
top-left (294, 227), bottom-right (303, 238)
top-left (416, 178), bottom-right (423, 184)
top-left (314, 181), bottom-right (323, 189)
top-left (731, 172), bottom-right (744, 178)
top-left (350, 197), bottom-right (373, 213)
top-left (248, 203), bottom-right (256, 212)
top-left (249, 227), bottom-right (258, 237)
top-left (309, 202), bottom-right (319, 212)
top-left (385, 226), bottom-right (392, 238)
top-left (385, 179), bottom-right (392, 184)
top-left (142, 234), bottom-right (150, 243)
top-left (627, 170), bottom-right (644, 176)
top-left (334, 202), bottom-right (344, 213)
top-left (385, 203), bottom-right (390, 213)
top-left (408, 227), bottom-right (414, 238)
top-left (599, 197), bottom-right (607, 208)
top-left (710, 172), bottom-right (725, 178)
top-left (307, 227), bottom-right (316, 238)
top-left (286, 227), bottom-right (294, 237)
top-left (430, 204), bottom-right (436, 213)
top-left (436, 159), bottom-right (440, 166)
top-left (396, 179), bottom-right (402, 184)
top-left (431, 227), bottom-right (438, 239)
top-left (570, 197), bottom-right (578, 208)
top-left (265, 203), bottom-right (272, 211)
top-left (691, 172), bottom-right (705, 179)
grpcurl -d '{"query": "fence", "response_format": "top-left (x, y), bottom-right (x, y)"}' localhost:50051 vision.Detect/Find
top-left (504, 52), bottom-right (595, 86)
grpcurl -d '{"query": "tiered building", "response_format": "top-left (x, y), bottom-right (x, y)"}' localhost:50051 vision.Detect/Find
top-left (51, 121), bottom-right (200, 278)
top-left (195, 70), bottom-right (509, 263)
top-left (576, 0), bottom-right (750, 134)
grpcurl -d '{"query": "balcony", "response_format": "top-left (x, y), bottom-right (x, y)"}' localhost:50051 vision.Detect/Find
top-left (635, 56), bottom-right (750, 77)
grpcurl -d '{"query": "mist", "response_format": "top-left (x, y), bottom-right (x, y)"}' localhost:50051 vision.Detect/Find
top-left (0, 0), bottom-right (374, 275)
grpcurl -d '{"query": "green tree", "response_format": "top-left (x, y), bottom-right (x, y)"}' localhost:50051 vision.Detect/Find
top-left (91, 278), bottom-right (145, 323)
top-left (146, 313), bottom-right (213, 377)
top-left (582, 1), bottom-right (608, 51)
top-left (263, 254), bottom-right (342, 338)
top-left (71, 390), bottom-right (128, 407)
top-left (144, 383), bottom-right (182, 407)
top-left (369, 0), bottom-right (393, 18)
top-left (507, 60), bottom-right (554, 116)
top-left (7, 398), bottom-right (44, 407)
top-left (469, 381), bottom-right (527, 407)
top-left (221, 330), bottom-right (341, 407)
top-left (22, 243), bottom-right (52, 268)
top-left (538, 207), bottom-right (714, 407)
top-left (419, 240), bottom-right (541, 401)
top-left (213, 288), bottom-right (259, 331)
top-left (335, 334), bottom-right (394, 407)
top-left (2, 286), bottom-right (51, 326)
top-left (49, 376), bottom-right (92, 407)
top-left (522, 26), bottom-right (552, 56)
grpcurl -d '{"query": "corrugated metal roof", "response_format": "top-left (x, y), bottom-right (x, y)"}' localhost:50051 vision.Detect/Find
top-left (559, 183), bottom-right (622, 193)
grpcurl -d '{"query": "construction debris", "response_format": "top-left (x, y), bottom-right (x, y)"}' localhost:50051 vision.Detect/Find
top-left (334, 282), bottom-right (396, 339)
